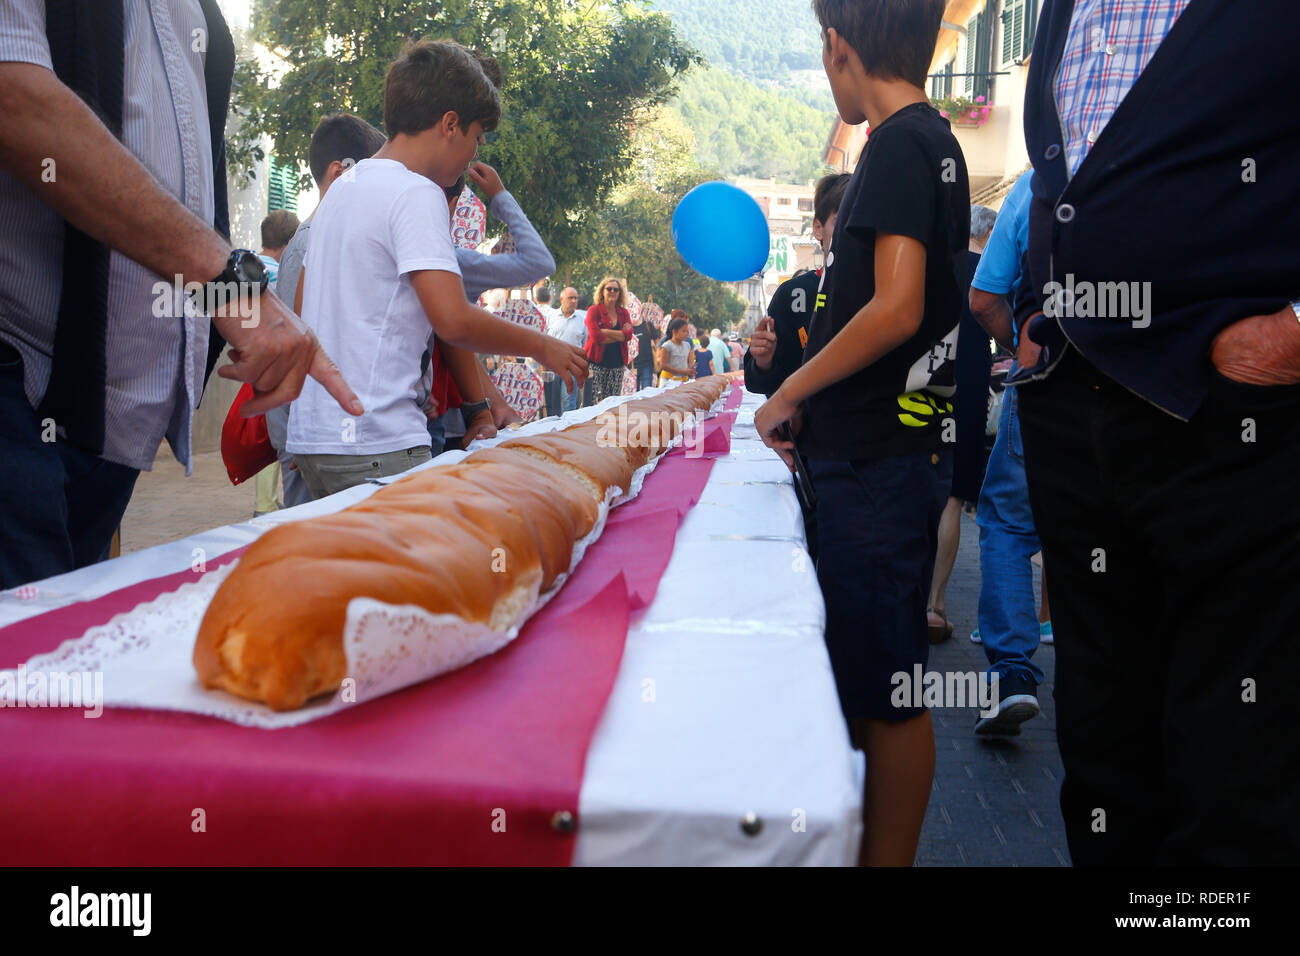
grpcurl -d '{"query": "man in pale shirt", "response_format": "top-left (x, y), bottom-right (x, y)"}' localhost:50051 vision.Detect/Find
top-left (549, 288), bottom-right (588, 412)
top-left (0, 0), bottom-right (358, 589)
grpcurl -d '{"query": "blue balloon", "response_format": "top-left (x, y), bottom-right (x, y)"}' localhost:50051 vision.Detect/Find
top-left (672, 181), bottom-right (771, 282)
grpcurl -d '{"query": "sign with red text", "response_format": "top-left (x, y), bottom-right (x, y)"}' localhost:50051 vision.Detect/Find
top-left (625, 291), bottom-right (641, 325)
top-left (639, 302), bottom-right (664, 333)
top-left (490, 362), bottom-right (544, 421)
top-left (494, 298), bottom-right (547, 338)
top-left (452, 186), bottom-right (487, 250)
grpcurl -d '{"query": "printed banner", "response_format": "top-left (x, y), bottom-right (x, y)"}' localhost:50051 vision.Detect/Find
top-left (639, 302), bottom-right (664, 333)
top-left (490, 362), bottom-right (544, 421)
top-left (494, 299), bottom-right (547, 337)
top-left (452, 186), bottom-right (487, 250)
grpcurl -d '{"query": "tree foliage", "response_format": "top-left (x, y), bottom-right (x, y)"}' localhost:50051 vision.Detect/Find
top-left (649, 0), bottom-right (824, 84)
top-left (562, 110), bottom-right (746, 332)
top-left (229, 0), bottom-right (700, 265)
top-left (672, 67), bottom-right (834, 182)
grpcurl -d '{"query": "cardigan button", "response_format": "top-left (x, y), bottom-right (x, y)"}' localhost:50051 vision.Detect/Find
top-left (1044, 143), bottom-right (1061, 160)
top-left (1055, 203), bottom-right (1076, 223)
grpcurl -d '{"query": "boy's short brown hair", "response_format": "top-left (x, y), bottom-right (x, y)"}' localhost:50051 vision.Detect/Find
top-left (811, 0), bottom-right (945, 89)
top-left (384, 39), bottom-right (501, 138)
top-left (260, 209), bottom-right (299, 250)
top-left (308, 113), bottom-right (386, 184)
top-left (813, 172), bottom-right (852, 225)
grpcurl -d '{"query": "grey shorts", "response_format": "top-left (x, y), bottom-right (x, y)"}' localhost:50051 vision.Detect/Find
top-left (293, 445), bottom-right (432, 499)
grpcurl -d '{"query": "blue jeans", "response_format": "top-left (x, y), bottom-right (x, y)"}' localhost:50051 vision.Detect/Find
top-left (0, 345), bottom-right (140, 588)
top-left (561, 380), bottom-right (580, 413)
top-left (976, 384), bottom-right (1044, 685)
top-left (635, 364), bottom-right (655, 391)
top-left (426, 413), bottom-right (446, 456)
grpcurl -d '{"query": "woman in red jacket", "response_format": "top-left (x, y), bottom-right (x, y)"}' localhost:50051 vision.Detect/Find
top-left (584, 276), bottom-right (635, 405)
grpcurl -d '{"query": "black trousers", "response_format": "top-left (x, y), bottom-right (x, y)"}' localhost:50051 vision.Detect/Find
top-left (1017, 348), bottom-right (1300, 865)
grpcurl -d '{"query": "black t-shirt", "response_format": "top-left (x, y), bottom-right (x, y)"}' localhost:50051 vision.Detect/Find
top-left (598, 342), bottom-right (624, 368)
top-left (632, 322), bottom-right (655, 368)
top-left (798, 102), bottom-right (969, 461)
top-left (744, 269), bottom-right (820, 398)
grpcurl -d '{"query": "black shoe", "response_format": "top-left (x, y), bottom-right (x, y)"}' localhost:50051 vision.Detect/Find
top-left (974, 672), bottom-right (1040, 737)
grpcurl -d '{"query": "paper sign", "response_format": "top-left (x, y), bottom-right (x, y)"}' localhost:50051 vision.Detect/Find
top-left (626, 291), bottom-right (641, 325)
top-left (491, 231), bottom-right (517, 256)
top-left (452, 186), bottom-right (487, 250)
top-left (494, 298), bottom-right (547, 338)
top-left (490, 362), bottom-right (544, 421)
top-left (640, 302), bottom-right (664, 333)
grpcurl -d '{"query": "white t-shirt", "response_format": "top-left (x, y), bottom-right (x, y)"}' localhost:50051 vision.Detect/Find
top-left (287, 158), bottom-right (461, 455)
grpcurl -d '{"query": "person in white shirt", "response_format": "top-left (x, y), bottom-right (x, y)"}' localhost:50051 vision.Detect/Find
top-left (287, 39), bottom-right (587, 498)
top-left (549, 287), bottom-right (588, 412)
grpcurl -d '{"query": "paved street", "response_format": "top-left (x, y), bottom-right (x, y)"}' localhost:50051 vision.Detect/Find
top-left (120, 448), bottom-right (1067, 866)
top-left (919, 513), bottom-right (1067, 866)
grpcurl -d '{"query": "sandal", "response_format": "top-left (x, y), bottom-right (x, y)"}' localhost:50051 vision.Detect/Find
top-left (927, 607), bottom-right (954, 645)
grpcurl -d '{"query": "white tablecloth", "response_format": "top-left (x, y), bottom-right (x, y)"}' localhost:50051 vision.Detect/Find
top-left (0, 386), bottom-right (862, 866)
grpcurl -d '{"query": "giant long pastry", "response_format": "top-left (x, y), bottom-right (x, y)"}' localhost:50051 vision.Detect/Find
top-left (193, 377), bottom-right (729, 711)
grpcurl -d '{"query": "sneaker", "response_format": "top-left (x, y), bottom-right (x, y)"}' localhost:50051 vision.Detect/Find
top-left (1039, 620), bottom-right (1053, 645)
top-left (974, 672), bottom-right (1040, 737)
top-left (970, 628), bottom-right (981, 644)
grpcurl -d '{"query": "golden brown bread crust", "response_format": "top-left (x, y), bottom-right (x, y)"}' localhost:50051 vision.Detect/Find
top-left (193, 382), bottom-right (730, 712)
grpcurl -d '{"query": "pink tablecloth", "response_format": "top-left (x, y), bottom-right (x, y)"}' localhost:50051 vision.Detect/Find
top-left (0, 433), bottom-right (721, 865)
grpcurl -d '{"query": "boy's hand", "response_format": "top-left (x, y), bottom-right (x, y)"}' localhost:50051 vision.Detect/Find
top-left (749, 317), bottom-right (777, 371)
top-left (754, 386), bottom-right (800, 471)
top-left (463, 407), bottom-right (499, 444)
top-left (467, 162), bottom-right (506, 200)
top-left (541, 338), bottom-right (590, 393)
top-left (486, 378), bottom-right (524, 427)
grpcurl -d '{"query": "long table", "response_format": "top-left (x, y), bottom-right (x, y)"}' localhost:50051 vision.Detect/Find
top-left (0, 386), bottom-right (862, 865)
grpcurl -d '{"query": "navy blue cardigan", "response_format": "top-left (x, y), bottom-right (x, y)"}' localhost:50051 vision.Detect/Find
top-left (1021, 0), bottom-right (1300, 418)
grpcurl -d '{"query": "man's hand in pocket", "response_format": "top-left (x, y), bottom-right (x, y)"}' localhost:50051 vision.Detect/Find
top-left (1210, 306), bottom-right (1300, 386)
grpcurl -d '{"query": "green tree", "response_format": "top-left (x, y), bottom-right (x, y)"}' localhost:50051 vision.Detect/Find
top-left (563, 114), bottom-right (746, 333)
top-left (229, 0), bottom-right (700, 266)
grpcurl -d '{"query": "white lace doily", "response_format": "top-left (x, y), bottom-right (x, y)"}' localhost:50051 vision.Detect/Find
top-left (11, 388), bottom-right (730, 728)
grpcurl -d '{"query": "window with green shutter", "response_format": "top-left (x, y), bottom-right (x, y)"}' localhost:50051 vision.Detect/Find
top-left (964, 7), bottom-right (993, 100)
top-left (267, 157), bottom-right (299, 214)
top-left (1001, 0), bottom-right (1040, 66)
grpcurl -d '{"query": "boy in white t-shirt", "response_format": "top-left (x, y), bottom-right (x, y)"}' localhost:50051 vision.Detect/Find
top-left (288, 39), bottom-right (589, 497)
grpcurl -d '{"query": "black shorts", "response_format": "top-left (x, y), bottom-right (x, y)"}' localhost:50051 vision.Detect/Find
top-left (807, 449), bottom-right (952, 724)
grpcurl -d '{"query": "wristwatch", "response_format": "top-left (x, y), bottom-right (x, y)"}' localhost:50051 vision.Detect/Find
top-left (199, 249), bottom-right (269, 314)
top-left (460, 398), bottom-right (491, 421)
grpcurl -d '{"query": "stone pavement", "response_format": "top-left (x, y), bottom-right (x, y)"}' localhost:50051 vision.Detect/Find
top-left (919, 511), bottom-right (1068, 866)
top-left (118, 448), bottom-right (1068, 866)
top-left (119, 447), bottom-right (266, 555)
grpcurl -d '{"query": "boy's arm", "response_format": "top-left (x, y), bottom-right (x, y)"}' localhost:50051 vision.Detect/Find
top-left (456, 163), bottom-right (556, 301)
top-left (410, 270), bottom-right (588, 392)
top-left (755, 233), bottom-right (926, 460)
top-left (438, 340), bottom-right (497, 442)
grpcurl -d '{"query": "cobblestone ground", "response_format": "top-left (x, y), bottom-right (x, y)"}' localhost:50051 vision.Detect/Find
top-left (121, 451), bottom-right (1068, 865)
top-left (119, 447), bottom-right (266, 555)
top-left (919, 512), bottom-right (1068, 866)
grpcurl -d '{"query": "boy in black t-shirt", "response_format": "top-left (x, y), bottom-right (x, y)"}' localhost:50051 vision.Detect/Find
top-left (745, 172), bottom-right (851, 398)
top-left (754, 0), bottom-right (968, 867)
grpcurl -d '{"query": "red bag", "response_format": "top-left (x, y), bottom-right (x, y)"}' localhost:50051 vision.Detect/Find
top-left (221, 383), bottom-right (278, 485)
top-left (430, 339), bottom-right (464, 414)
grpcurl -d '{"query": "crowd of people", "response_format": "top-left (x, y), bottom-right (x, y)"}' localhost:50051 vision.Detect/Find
top-left (1, 0), bottom-right (1295, 871)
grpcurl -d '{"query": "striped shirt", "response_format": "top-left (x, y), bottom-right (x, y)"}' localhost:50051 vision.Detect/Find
top-left (0, 0), bottom-right (214, 473)
top-left (1053, 0), bottom-right (1191, 177)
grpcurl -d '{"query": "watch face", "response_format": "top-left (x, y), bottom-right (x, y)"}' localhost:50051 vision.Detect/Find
top-left (233, 250), bottom-right (267, 286)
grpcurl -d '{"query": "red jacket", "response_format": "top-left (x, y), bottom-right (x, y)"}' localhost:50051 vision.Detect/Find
top-left (583, 304), bottom-right (634, 366)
